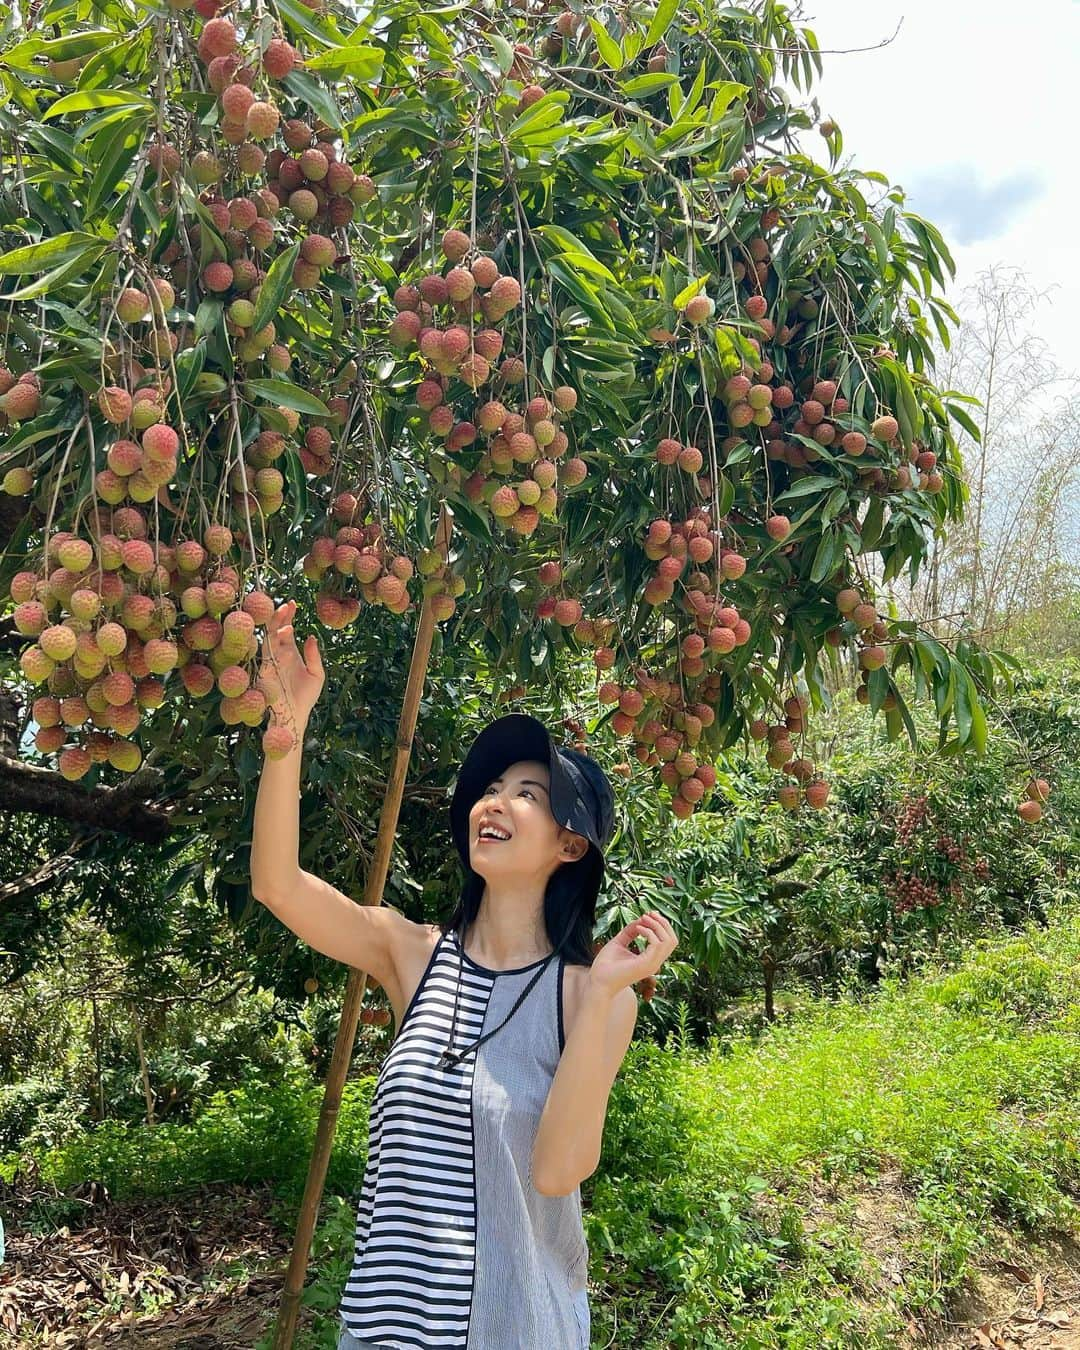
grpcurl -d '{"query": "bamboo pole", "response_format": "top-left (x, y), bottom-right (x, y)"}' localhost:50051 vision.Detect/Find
top-left (272, 501), bottom-right (454, 1350)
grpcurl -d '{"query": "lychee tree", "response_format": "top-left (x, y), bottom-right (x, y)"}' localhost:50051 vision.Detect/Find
top-left (0, 0), bottom-right (1056, 860)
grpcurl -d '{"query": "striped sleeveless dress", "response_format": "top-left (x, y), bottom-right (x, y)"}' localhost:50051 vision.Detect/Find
top-left (337, 926), bottom-right (591, 1349)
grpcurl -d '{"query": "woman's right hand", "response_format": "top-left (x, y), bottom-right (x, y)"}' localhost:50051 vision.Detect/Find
top-left (257, 598), bottom-right (325, 729)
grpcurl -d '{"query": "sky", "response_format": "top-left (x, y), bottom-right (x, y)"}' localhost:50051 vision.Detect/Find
top-left (788, 0), bottom-right (1080, 387)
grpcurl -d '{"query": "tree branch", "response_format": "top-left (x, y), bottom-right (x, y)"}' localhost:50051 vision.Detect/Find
top-left (764, 849), bottom-right (802, 876)
top-left (0, 842), bottom-right (84, 905)
top-left (0, 750), bottom-right (173, 842)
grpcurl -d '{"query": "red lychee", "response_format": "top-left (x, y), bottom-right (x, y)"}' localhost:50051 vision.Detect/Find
top-left (262, 38), bottom-right (297, 79)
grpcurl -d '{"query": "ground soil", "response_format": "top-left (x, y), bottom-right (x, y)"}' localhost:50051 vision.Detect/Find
top-left (2, 1171), bottom-right (1077, 1347)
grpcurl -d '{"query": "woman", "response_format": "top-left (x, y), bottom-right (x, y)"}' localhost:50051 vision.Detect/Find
top-left (250, 599), bottom-right (678, 1349)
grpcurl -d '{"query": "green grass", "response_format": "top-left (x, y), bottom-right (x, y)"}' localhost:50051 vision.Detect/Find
top-left (7, 901), bottom-right (1079, 1348)
top-left (588, 900), bottom-right (1080, 1346)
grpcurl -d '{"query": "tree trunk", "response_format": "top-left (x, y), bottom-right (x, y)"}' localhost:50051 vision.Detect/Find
top-left (132, 1004), bottom-right (155, 1126)
top-left (91, 995), bottom-right (105, 1122)
top-left (763, 954), bottom-right (776, 1022)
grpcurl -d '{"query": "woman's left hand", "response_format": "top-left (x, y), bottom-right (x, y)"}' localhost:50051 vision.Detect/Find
top-left (587, 910), bottom-right (678, 997)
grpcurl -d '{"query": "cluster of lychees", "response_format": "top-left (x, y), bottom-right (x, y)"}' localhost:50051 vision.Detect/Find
top-left (298, 492), bottom-right (438, 628)
top-left (386, 229), bottom-right (588, 535)
top-left (642, 508), bottom-right (750, 609)
top-left (562, 498), bottom-right (813, 819)
top-left (896, 792), bottom-right (930, 844)
top-left (598, 666), bottom-right (722, 822)
top-left (889, 871), bottom-right (943, 914)
top-left (11, 524), bottom-right (281, 781)
top-left (0, 370), bottom-right (45, 494)
top-left (934, 833), bottom-right (965, 864)
top-left (826, 582), bottom-right (896, 684)
top-left (263, 128), bottom-right (376, 231)
top-left (651, 218), bottom-right (946, 500)
top-left (1017, 777), bottom-right (1051, 823)
top-left (745, 696), bottom-right (828, 811)
top-left (462, 390), bottom-right (585, 537)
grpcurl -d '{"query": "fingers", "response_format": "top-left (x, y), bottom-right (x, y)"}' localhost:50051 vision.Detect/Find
top-left (637, 912), bottom-right (677, 949)
top-left (304, 633), bottom-right (324, 678)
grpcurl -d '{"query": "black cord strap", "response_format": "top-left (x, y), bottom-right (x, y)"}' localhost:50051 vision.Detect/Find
top-left (439, 926), bottom-right (558, 1071)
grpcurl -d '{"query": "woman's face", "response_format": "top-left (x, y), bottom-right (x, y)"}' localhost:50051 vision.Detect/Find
top-left (468, 758), bottom-right (587, 876)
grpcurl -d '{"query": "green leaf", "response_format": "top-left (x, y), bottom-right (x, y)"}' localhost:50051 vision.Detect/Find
top-left (273, 0), bottom-right (341, 47)
top-left (946, 401), bottom-right (981, 442)
top-left (39, 30), bottom-right (121, 59)
top-left (446, 490), bottom-right (493, 543)
top-left (820, 486), bottom-right (847, 525)
top-left (673, 273), bottom-right (710, 310)
top-left (620, 72), bottom-right (678, 97)
top-left (245, 378), bottom-right (331, 417)
top-left (251, 240), bottom-right (300, 336)
top-left (962, 666), bottom-right (987, 753)
top-left (85, 112), bottom-right (148, 216)
top-left (43, 89), bottom-right (154, 121)
top-left (283, 448), bottom-right (309, 528)
top-left (645, 0), bottom-right (680, 46)
top-left (506, 90), bottom-right (568, 141)
top-left (860, 495), bottom-right (885, 550)
top-left (546, 256), bottom-right (614, 333)
top-left (706, 80), bottom-right (746, 118)
top-left (0, 231), bottom-right (103, 275)
top-left (809, 528), bottom-right (836, 583)
top-left (175, 341), bottom-right (206, 406)
top-left (1, 244), bottom-right (106, 299)
top-left (194, 298), bottom-right (223, 340)
top-left (864, 217), bottom-right (889, 273)
top-left (535, 225), bottom-right (617, 283)
top-left (303, 42), bottom-right (383, 79)
top-left (950, 657), bottom-right (970, 743)
top-left (772, 474), bottom-right (838, 504)
top-left (283, 70), bottom-right (342, 130)
top-left (485, 31), bottom-right (514, 74)
top-left (587, 17), bottom-right (624, 70)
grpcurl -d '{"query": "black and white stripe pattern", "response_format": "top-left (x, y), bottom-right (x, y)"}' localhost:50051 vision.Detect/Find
top-left (340, 931), bottom-right (485, 1348)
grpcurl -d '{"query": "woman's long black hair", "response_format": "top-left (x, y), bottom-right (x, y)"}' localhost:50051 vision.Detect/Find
top-left (437, 851), bottom-right (601, 969)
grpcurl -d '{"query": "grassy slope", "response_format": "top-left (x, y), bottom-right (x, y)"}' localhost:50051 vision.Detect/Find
top-left (587, 899), bottom-right (1080, 1347)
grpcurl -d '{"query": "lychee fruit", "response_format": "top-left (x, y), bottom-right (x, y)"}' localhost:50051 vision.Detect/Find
top-left (201, 261), bottom-right (234, 292)
top-left (98, 386), bottom-right (132, 423)
top-left (262, 38), bottom-right (297, 79)
top-left (199, 17), bottom-right (238, 59)
top-left (117, 288), bottom-right (151, 323)
top-left (765, 515), bottom-right (790, 541)
top-left (804, 780), bottom-right (830, 809)
top-left (441, 228), bottom-right (471, 262)
top-left (246, 101), bottom-right (281, 140)
top-left (841, 431), bottom-right (866, 456)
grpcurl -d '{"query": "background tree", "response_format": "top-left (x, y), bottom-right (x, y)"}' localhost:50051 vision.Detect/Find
top-left (894, 265), bottom-right (1079, 661)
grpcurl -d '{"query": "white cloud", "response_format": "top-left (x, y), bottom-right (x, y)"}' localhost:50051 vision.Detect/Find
top-left (789, 0), bottom-right (1080, 382)
top-left (903, 166), bottom-right (1044, 246)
